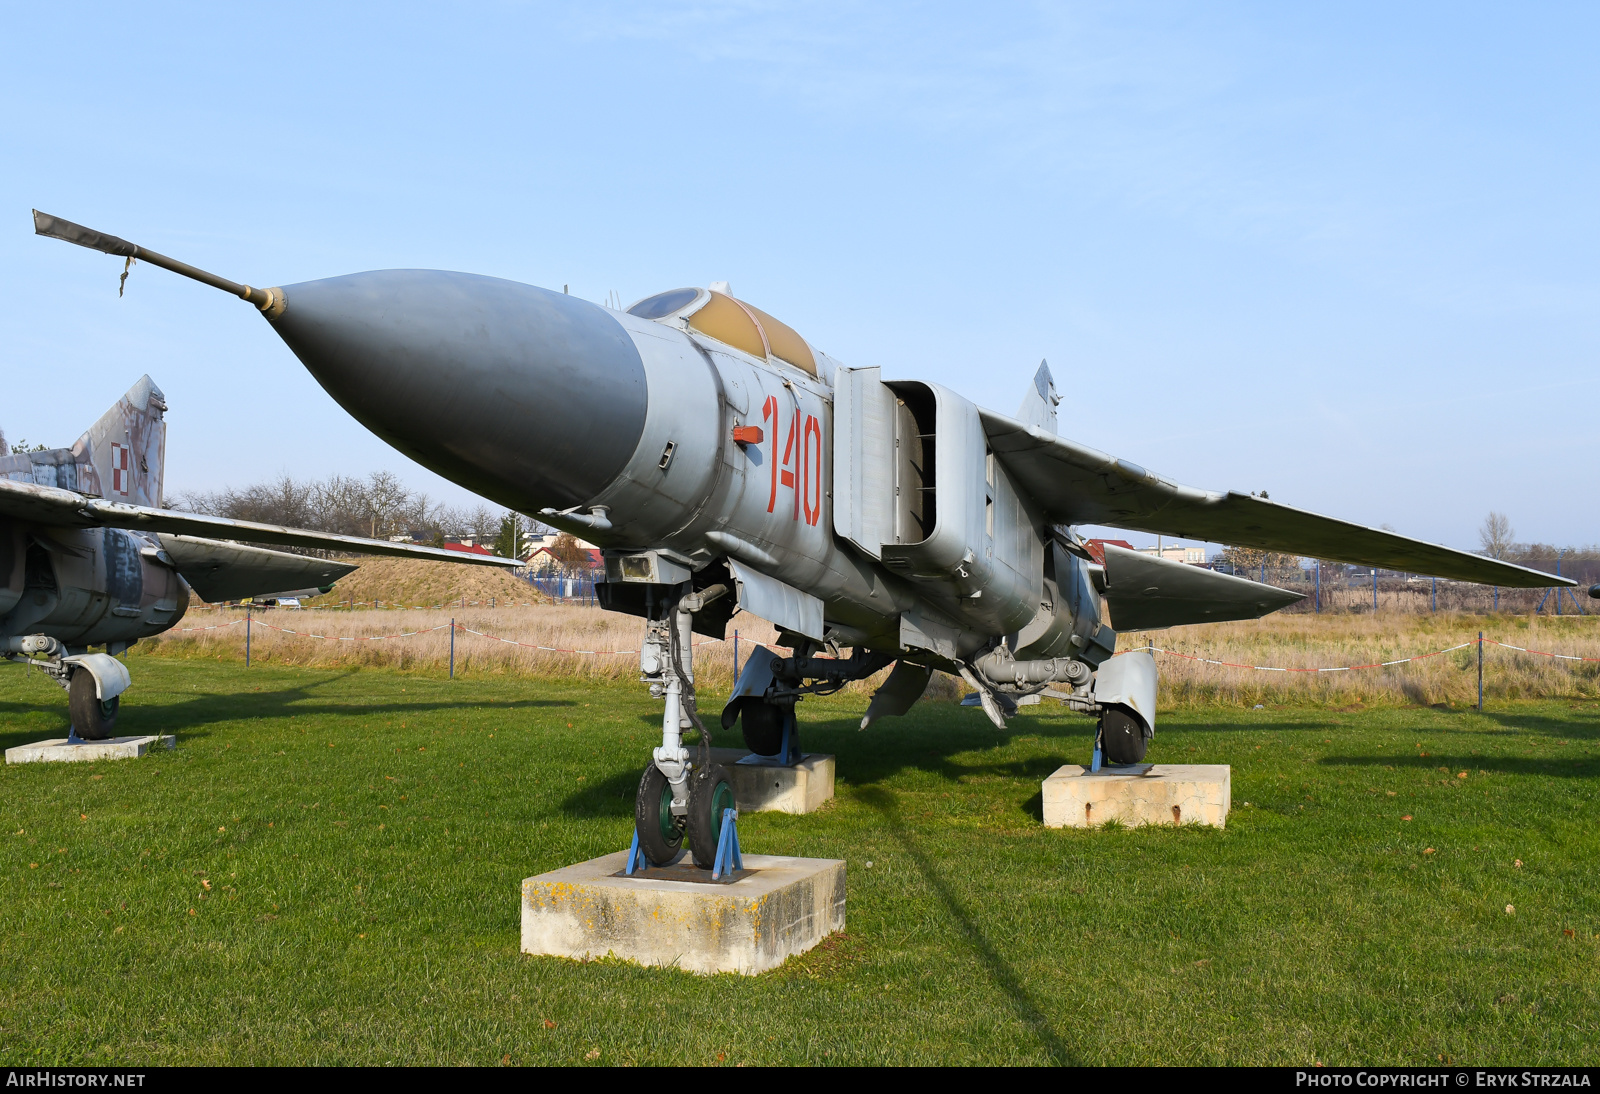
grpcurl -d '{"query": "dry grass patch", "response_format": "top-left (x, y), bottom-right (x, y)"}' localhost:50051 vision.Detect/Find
top-left (1124, 611), bottom-right (1600, 707)
top-left (148, 604), bottom-right (1600, 706)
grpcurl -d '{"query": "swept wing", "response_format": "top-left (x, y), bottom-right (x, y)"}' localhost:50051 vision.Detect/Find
top-left (0, 479), bottom-right (521, 567)
top-left (979, 409), bottom-right (1567, 589)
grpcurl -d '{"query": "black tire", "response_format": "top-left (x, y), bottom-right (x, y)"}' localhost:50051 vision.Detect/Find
top-left (68, 670), bottom-right (118, 741)
top-left (633, 764), bottom-right (684, 865)
top-left (686, 763), bottom-right (736, 869)
top-left (1100, 705), bottom-right (1148, 765)
top-left (738, 698), bottom-right (785, 756)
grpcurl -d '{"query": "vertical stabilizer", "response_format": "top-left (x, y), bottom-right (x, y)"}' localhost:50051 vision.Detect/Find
top-left (71, 376), bottom-right (168, 506)
top-left (1016, 359), bottom-right (1059, 434)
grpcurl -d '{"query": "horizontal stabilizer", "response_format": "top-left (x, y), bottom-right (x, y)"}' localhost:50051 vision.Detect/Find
top-left (979, 408), bottom-right (1571, 589)
top-left (1102, 544), bottom-right (1302, 630)
top-left (158, 535), bottom-right (357, 603)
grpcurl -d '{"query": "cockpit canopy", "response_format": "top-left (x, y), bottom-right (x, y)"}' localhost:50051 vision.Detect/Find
top-left (627, 286), bottom-right (818, 377)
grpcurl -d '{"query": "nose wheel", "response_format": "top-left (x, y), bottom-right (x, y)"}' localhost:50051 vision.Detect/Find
top-left (686, 764), bottom-right (735, 868)
top-left (634, 764), bottom-right (685, 865)
top-left (634, 761), bottom-right (737, 869)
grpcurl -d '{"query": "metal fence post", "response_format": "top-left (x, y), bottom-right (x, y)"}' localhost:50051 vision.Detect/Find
top-left (245, 607), bottom-right (252, 667)
top-left (733, 629), bottom-right (740, 680)
top-left (1373, 569), bottom-right (1378, 612)
top-left (1477, 631), bottom-right (1484, 712)
top-left (1432, 576), bottom-right (1436, 612)
top-left (1314, 563), bottom-right (1320, 613)
top-left (449, 618), bottom-right (455, 679)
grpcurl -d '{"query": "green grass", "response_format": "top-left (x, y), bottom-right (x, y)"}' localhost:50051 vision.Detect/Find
top-left (1, 653), bottom-right (1597, 1065)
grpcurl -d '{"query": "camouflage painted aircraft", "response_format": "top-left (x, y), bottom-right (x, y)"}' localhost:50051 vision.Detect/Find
top-left (2, 371), bottom-right (519, 740)
top-left (33, 210), bottom-right (1570, 868)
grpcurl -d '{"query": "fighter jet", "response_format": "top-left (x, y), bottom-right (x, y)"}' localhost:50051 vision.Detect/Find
top-left (33, 210), bottom-right (1571, 869)
top-left (2, 368), bottom-right (520, 740)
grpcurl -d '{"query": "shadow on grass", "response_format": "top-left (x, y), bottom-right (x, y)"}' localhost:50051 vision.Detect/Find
top-left (0, 670), bottom-right (575, 753)
top-left (856, 784), bottom-right (1077, 1064)
top-left (804, 707), bottom-right (1087, 787)
top-left (584, 703), bottom-right (1096, 822)
top-left (1313, 706), bottom-right (1600, 778)
top-left (1477, 708), bottom-right (1600, 741)
top-left (1321, 753), bottom-right (1600, 779)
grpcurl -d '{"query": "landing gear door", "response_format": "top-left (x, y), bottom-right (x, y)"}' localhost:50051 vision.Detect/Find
top-left (728, 559), bottom-right (824, 641)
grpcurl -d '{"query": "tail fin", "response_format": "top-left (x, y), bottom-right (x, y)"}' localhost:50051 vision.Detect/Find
top-left (1016, 359), bottom-right (1059, 434)
top-left (70, 376), bottom-right (168, 506)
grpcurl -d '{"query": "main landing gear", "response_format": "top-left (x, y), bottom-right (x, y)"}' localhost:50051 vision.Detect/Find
top-left (4, 636), bottom-right (130, 741)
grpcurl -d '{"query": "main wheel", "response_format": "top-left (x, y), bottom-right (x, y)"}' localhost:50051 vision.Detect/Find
top-left (633, 764), bottom-right (684, 865)
top-left (68, 670), bottom-right (118, 741)
top-left (737, 697), bottom-right (785, 756)
top-left (1100, 705), bottom-right (1149, 765)
top-left (686, 763), bottom-right (736, 869)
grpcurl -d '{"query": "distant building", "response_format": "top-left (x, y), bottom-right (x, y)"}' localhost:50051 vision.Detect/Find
top-left (1086, 538), bottom-right (1207, 565)
top-left (522, 532), bottom-right (596, 557)
top-left (523, 543), bottom-right (603, 573)
top-left (441, 541), bottom-right (494, 556)
top-left (1139, 544), bottom-right (1207, 565)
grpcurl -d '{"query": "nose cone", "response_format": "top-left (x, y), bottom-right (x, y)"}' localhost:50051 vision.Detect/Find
top-left (268, 270), bottom-right (647, 512)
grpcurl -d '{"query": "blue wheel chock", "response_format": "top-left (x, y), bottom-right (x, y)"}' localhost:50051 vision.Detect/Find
top-left (711, 808), bottom-right (743, 881)
top-left (1090, 726), bottom-right (1104, 773)
top-left (624, 829), bottom-right (651, 876)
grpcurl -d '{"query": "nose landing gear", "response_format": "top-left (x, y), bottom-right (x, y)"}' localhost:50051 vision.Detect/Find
top-left (632, 592), bottom-right (736, 870)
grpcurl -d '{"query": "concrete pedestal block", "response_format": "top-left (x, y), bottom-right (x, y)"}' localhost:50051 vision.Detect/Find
top-left (706, 747), bottom-right (834, 814)
top-left (521, 850), bottom-right (845, 975)
top-left (1042, 763), bottom-right (1230, 829)
top-left (6, 735), bottom-right (175, 765)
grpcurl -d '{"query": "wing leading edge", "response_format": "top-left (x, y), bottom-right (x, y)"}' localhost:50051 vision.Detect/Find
top-left (0, 479), bottom-right (522, 568)
top-left (979, 409), bottom-right (1568, 589)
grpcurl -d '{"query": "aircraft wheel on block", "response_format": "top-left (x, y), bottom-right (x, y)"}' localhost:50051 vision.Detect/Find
top-left (686, 763), bottom-right (736, 869)
top-left (68, 669), bottom-right (118, 741)
top-left (634, 764), bottom-right (684, 865)
top-left (737, 698), bottom-right (785, 756)
top-left (1100, 705), bottom-right (1149, 765)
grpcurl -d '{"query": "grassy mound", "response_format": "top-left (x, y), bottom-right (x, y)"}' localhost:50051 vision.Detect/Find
top-left (304, 556), bottom-right (542, 608)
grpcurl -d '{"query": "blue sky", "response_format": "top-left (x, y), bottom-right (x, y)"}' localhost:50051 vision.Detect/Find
top-left (4, 3), bottom-right (1595, 552)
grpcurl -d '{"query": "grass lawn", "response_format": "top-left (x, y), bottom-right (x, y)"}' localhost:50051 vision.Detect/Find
top-left (1, 653), bottom-right (1597, 1065)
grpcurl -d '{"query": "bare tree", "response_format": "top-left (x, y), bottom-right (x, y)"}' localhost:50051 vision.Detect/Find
top-left (364, 470), bottom-right (411, 539)
top-left (176, 470), bottom-right (461, 553)
top-left (1216, 545), bottom-right (1302, 582)
top-left (1479, 512), bottom-right (1515, 560)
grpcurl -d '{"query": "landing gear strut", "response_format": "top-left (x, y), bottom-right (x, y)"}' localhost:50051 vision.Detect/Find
top-left (634, 590), bottom-right (732, 869)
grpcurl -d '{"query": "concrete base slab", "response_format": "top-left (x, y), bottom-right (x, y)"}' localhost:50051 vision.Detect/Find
top-left (6, 735), bottom-right (175, 765)
top-left (707, 747), bottom-right (834, 814)
top-left (1042, 763), bottom-right (1230, 829)
top-left (522, 850), bottom-right (845, 975)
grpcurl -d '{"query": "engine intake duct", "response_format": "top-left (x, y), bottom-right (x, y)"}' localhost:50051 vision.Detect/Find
top-left (972, 646), bottom-right (1091, 688)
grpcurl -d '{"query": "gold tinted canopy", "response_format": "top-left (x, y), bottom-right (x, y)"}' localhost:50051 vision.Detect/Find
top-left (627, 287), bottom-right (817, 377)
